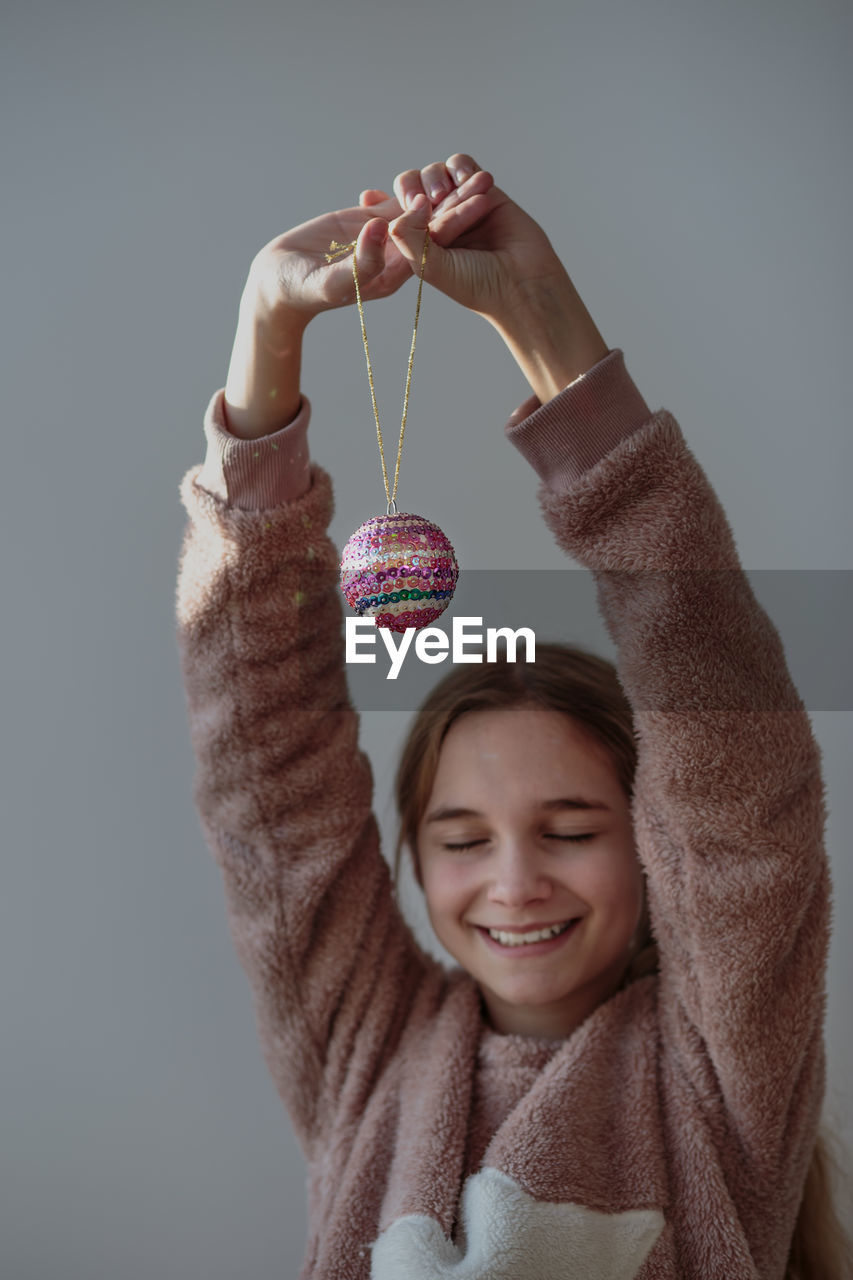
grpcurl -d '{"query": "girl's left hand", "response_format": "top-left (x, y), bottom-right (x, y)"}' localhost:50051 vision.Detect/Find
top-left (383, 154), bottom-right (573, 327)
top-left (381, 154), bottom-right (609, 403)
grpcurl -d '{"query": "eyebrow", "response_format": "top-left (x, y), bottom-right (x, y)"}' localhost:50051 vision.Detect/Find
top-left (424, 798), bottom-right (612, 824)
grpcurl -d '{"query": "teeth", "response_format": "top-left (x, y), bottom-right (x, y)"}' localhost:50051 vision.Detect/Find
top-left (487, 921), bottom-right (571, 947)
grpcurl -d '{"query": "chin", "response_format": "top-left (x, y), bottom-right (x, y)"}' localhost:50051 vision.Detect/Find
top-left (489, 973), bottom-right (578, 1007)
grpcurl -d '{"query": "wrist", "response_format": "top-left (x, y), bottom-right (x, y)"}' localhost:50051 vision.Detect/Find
top-left (239, 267), bottom-right (314, 340)
top-left (489, 275), bottom-right (608, 404)
top-left (224, 309), bottom-right (306, 439)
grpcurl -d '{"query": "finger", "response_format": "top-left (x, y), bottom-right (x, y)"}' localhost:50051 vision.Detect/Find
top-left (352, 217), bottom-right (389, 283)
top-left (429, 168), bottom-right (493, 219)
top-left (359, 190), bottom-right (403, 219)
top-left (420, 161), bottom-right (453, 204)
top-left (446, 153), bottom-right (481, 186)
top-left (388, 194), bottom-right (445, 277)
top-left (359, 188), bottom-right (392, 207)
top-left (393, 168), bottom-right (428, 213)
top-left (429, 186), bottom-right (499, 247)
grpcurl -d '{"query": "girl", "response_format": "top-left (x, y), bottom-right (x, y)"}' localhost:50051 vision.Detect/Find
top-left (175, 155), bottom-right (849, 1277)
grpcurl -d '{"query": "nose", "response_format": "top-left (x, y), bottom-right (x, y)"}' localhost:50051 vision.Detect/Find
top-left (486, 841), bottom-right (553, 909)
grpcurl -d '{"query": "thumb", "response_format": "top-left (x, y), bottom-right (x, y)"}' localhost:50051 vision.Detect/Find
top-left (388, 194), bottom-right (447, 283)
top-left (351, 217), bottom-right (389, 287)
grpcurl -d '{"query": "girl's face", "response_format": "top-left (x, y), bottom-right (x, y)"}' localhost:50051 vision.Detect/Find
top-left (416, 706), bottom-right (644, 1041)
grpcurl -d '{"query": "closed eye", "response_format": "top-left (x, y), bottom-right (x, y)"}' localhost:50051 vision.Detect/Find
top-left (443, 834), bottom-right (597, 851)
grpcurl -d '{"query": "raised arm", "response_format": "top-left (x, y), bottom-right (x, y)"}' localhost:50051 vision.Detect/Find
top-left (177, 442), bottom-right (441, 1159)
top-left (511, 378), bottom-right (829, 1180)
top-left (395, 152), bottom-right (829, 1221)
top-left (175, 196), bottom-right (461, 1155)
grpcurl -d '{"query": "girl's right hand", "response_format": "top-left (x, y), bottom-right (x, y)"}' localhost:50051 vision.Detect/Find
top-left (243, 193), bottom-right (412, 331)
top-left (222, 173), bottom-right (507, 438)
top-left (224, 195), bottom-right (413, 437)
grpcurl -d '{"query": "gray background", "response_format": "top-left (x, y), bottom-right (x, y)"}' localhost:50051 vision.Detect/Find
top-left (2, 0), bottom-right (851, 1274)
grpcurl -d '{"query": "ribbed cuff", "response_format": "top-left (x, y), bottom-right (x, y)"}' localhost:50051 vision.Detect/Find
top-left (195, 388), bottom-right (313, 510)
top-left (505, 349), bottom-right (653, 493)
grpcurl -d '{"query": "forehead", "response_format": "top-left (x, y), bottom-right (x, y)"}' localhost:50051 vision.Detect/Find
top-left (429, 706), bottom-right (617, 798)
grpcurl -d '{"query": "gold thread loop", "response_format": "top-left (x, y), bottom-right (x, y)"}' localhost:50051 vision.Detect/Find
top-left (325, 229), bottom-right (430, 507)
top-left (324, 239), bottom-right (356, 262)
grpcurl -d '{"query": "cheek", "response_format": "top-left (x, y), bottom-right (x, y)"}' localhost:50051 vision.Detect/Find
top-left (572, 844), bottom-right (642, 913)
top-left (421, 859), bottom-right (478, 924)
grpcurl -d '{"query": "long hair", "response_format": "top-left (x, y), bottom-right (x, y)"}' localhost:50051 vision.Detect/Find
top-left (392, 641), bottom-right (851, 1278)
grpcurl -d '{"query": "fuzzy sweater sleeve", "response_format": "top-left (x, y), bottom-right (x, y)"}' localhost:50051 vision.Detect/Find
top-left (175, 408), bottom-right (435, 1160)
top-left (507, 352), bottom-right (830, 1206)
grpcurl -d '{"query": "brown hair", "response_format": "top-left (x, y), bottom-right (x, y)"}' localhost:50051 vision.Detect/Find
top-left (391, 640), bottom-right (852, 1278)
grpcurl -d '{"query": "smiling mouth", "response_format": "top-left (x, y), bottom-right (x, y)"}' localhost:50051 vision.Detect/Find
top-left (478, 919), bottom-right (580, 948)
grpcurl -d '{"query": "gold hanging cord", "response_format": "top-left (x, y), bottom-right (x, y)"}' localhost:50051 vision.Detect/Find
top-left (326, 228), bottom-right (430, 514)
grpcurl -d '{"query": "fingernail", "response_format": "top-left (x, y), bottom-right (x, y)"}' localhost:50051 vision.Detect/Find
top-left (428, 184), bottom-right (446, 201)
top-left (405, 192), bottom-right (419, 209)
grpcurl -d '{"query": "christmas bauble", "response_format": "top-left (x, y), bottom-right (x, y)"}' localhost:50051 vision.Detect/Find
top-left (341, 512), bottom-right (459, 633)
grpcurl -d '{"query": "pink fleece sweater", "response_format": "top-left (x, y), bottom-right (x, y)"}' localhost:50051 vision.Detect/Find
top-left (175, 350), bottom-right (830, 1278)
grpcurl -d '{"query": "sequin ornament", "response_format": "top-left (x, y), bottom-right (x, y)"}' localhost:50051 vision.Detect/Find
top-left (325, 226), bottom-right (458, 632)
top-left (341, 511), bottom-right (459, 635)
